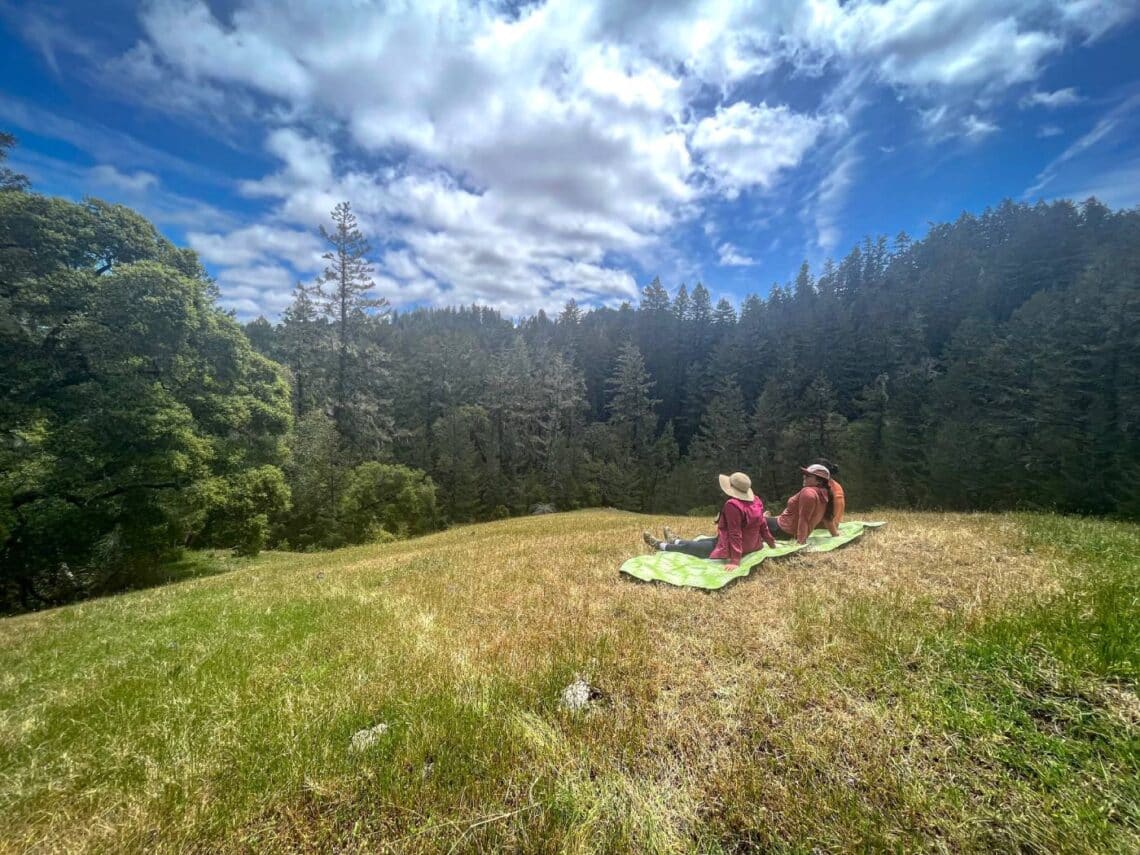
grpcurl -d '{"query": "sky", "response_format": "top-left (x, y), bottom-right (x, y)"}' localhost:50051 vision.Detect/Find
top-left (2, 0), bottom-right (1140, 321)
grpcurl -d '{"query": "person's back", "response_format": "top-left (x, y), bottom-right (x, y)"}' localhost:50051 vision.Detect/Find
top-left (811, 458), bottom-right (844, 528)
top-left (711, 496), bottom-right (771, 559)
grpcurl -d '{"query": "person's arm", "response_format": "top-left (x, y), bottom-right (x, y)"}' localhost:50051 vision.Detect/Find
top-left (758, 502), bottom-right (776, 548)
top-left (724, 502), bottom-right (744, 566)
top-left (826, 511), bottom-right (839, 538)
top-left (794, 489), bottom-right (816, 544)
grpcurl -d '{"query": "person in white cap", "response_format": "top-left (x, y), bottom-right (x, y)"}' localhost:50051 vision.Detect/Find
top-left (643, 472), bottom-right (776, 570)
top-left (765, 463), bottom-right (839, 544)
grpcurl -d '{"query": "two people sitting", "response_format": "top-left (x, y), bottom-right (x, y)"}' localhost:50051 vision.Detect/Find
top-left (643, 461), bottom-right (844, 569)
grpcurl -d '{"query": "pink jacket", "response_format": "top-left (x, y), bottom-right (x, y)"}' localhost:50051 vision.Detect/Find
top-left (710, 497), bottom-right (776, 564)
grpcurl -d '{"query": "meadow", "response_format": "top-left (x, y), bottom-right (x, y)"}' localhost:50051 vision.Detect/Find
top-left (1, 510), bottom-right (1137, 853)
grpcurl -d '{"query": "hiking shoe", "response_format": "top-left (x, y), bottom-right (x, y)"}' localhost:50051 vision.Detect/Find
top-left (642, 531), bottom-right (663, 550)
top-left (662, 525), bottom-right (678, 542)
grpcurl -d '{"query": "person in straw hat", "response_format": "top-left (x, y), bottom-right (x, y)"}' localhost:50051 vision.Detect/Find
top-left (765, 463), bottom-right (839, 545)
top-left (643, 472), bottom-right (775, 570)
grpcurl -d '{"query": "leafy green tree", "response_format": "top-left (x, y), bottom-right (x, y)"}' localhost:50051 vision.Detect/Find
top-left (276, 411), bottom-right (343, 550)
top-left (0, 132), bottom-right (29, 192)
top-left (194, 466), bottom-right (290, 556)
top-left (0, 193), bottom-right (291, 609)
top-left (339, 462), bottom-right (439, 542)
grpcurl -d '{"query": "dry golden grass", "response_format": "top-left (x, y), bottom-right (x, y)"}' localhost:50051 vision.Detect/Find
top-left (0, 509), bottom-right (1133, 853)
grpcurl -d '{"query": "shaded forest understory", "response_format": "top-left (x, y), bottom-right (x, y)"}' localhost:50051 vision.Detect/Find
top-left (3, 127), bottom-right (1138, 609)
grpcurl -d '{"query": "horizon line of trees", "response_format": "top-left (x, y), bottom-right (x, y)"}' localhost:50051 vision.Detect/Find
top-left (3, 131), bottom-right (1138, 612)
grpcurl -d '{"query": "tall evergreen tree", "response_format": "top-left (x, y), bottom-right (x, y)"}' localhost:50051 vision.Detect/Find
top-left (279, 285), bottom-right (324, 419)
top-left (311, 202), bottom-right (393, 460)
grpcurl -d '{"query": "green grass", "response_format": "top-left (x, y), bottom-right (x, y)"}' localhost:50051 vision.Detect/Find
top-left (1, 510), bottom-right (1136, 852)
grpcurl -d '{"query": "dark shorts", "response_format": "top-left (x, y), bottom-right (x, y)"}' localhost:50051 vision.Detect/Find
top-left (766, 516), bottom-right (792, 539)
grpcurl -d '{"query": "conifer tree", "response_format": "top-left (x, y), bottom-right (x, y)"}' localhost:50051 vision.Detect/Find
top-left (606, 341), bottom-right (660, 456)
top-left (689, 379), bottom-right (750, 483)
top-left (311, 202), bottom-right (393, 459)
top-left (712, 297), bottom-right (737, 327)
top-left (279, 284), bottom-right (323, 419)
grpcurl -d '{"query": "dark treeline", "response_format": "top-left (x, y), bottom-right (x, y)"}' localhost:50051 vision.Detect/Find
top-left (3, 128), bottom-right (1138, 610)
top-left (251, 195), bottom-right (1140, 528)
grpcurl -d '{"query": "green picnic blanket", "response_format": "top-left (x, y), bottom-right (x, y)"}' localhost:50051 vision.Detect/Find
top-left (619, 521), bottom-right (887, 590)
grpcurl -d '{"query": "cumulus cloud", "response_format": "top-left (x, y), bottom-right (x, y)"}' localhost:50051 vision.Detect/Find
top-left (691, 101), bottom-right (826, 198)
top-left (188, 224), bottom-right (324, 271)
top-left (17, 0), bottom-right (1135, 317)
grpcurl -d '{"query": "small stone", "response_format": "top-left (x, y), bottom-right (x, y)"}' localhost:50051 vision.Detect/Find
top-left (560, 676), bottom-right (601, 711)
top-left (349, 723), bottom-right (389, 752)
top-left (316, 572), bottom-right (326, 580)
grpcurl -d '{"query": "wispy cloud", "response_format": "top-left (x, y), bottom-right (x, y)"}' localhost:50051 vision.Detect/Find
top-left (1020, 87), bottom-right (1084, 109)
top-left (811, 135), bottom-right (862, 256)
top-left (9, 147), bottom-right (238, 232)
top-left (717, 242), bottom-right (755, 266)
top-left (1027, 92), bottom-right (1140, 197)
top-left (963, 114), bottom-right (1000, 140)
top-left (0, 95), bottom-right (229, 187)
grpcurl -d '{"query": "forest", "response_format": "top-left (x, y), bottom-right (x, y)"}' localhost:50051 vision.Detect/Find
top-left (3, 132), bottom-right (1138, 610)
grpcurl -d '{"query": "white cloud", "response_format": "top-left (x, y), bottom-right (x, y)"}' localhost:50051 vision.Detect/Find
top-left (920, 106), bottom-right (999, 141)
top-left (811, 135), bottom-right (861, 255)
top-left (8, 146), bottom-right (238, 232)
top-left (138, 0), bottom-right (313, 102)
top-left (1021, 86), bottom-right (1084, 109)
top-left (88, 165), bottom-right (159, 194)
top-left (32, 0), bottom-right (1135, 318)
top-left (1058, 0), bottom-right (1140, 42)
top-left (963, 114), bottom-right (1000, 140)
top-left (1044, 157), bottom-right (1140, 209)
top-left (717, 243), bottom-right (755, 266)
top-left (188, 224), bottom-right (324, 272)
top-left (692, 101), bottom-right (825, 198)
top-left (0, 95), bottom-right (226, 186)
top-left (214, 264), bottom-right (298, 319)
top-left (837, 5), bottom-right (1062, 91)
top-left (1037, 123), bottom-right (1064, 138)
top-left (1027, 92), bottom-right (1140, 197)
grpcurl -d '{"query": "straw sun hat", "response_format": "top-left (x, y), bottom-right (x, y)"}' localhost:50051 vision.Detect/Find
top-left (718, 472), bottom-right (755, 501)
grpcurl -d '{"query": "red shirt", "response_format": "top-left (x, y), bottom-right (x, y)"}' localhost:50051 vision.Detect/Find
top-left (710, 497), bottom-right (776, 564)
top-left (778, 486), bottom-right (837, 543)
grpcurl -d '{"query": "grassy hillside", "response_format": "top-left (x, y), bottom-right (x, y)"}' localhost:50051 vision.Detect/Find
top-left (1, 510), bottom-right (1137, 853)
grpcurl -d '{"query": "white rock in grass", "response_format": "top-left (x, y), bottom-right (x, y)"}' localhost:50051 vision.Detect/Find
top-left (349, 723), bottom-right (389, 752)
top-left (560, 676), bottom-right (595, 711)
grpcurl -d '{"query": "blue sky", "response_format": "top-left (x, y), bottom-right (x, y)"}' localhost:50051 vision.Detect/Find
top-left (3, 0), bottom-right (1140, 320)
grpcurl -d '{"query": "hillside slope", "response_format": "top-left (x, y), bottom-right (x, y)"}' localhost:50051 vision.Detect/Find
top-left (1, 510), bottom-right (1137, 853)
